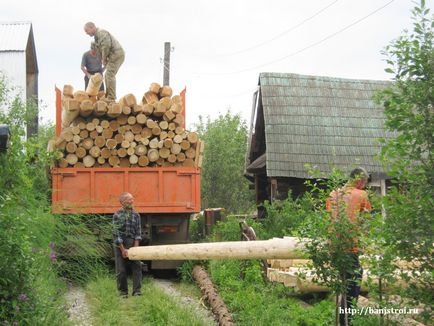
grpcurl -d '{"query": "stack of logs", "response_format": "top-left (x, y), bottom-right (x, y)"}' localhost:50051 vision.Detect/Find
top-left (49, 77), bottom-right (204, 168)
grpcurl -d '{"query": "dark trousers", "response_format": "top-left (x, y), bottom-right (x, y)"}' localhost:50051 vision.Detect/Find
top-left (339, 253), bottom-right (363, 326)
top-left (84, 71), bottom-right (105, 91)
top-left (114, 238), bottom-right (142, 296)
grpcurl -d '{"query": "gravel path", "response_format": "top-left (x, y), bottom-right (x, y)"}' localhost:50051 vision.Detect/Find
top-left (152, 278), bottom-right (218, 326)
top-left (65, 286), bottom-right (93, 326)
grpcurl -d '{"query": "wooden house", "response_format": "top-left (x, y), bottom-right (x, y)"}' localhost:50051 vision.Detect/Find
top-left (246, 73), bottom-right (394, 206)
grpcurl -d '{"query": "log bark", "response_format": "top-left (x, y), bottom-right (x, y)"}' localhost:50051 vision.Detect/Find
top-left (75, 146), bottom-right (87, 159)
top-left (86, 73), bottom-right (103, 96)
top-left (136, 113), bottom-right (147, 124)
top-left (117, 114), bottom-right (128, 125)
top-left (138, 155), bottom-right (149, 167)
top-left (159, 85), bottom-right (173, 98)
top-left (180, 140), bottom-right (190, 151)
top-left (107, 103), bottom-right (122, 118)
top-left (95, 136), bottom-right (106, 148)
top-left (63, 85), bottom-right (74, 97)
top-left (187, 132), bottom-right (198, 144)
top-left (65, 153), bottom-right (78, 165)
top-left (82, 138), bottom-right (94, 150)
top-left (109, 120), bottom-right (120, 132)
top-left (109, 155), bottom-right (120, 167)
top-left (117, 147), bottom-right (127, 158)
top-left (80, 100), bottom-right (94, 117)
top-left (149, 83), bottom-right (161, 94)
top-left (95, 101), bottom-right (108, 116)
top-left (143, 91), bottom-right (159, 104)
top-left (131, 124), bottom-right (143, 135)
top-left (159, 147), bottom-right (170, 159)
top-left (192, 266), bottom-right (234, 326)
top-left (143, 103), bottom-right (154, 116)
top-left (147, 148), bottom-right (159, 162)
top-left (106, 139), bottom-right (117, 149)
top-left (135, 144), bottom-right (147, 156)
top-left (114, 133), bottom-right (124, 144)
top-left (129, 154), bottom-right (139, 165)
top-left (83, 155), bottom-right (96, 167)
top-left (66, 142), bottom-right (77, 153)
top-left (171, 143), bottom-right (181, 155)
top-left (89, 146), bottom-right (101, 158)
top-left (73, 90), bottom-right (89, 102)
top-left (79, 129), bottom-right (89, 139)
top-left (133, 104), bottom-right (143, 114)
top-left (101, 148), bottom-right (111, 159)
top-left (146, 119), bottom-right (157, 129)
top-left (127, 115), bottom-right (137, 125)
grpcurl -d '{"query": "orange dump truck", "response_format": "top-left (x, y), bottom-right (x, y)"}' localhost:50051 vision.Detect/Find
top-left (51, 87), bottom-right (201, 269)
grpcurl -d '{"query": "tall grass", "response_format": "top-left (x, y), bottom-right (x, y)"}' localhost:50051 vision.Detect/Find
top-left (86, 273), bottom-right (212, 326)
top-left (0, 76), bottom-right (109, 324)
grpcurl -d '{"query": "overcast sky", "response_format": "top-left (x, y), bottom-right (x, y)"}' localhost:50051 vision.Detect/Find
top-left (1, 0), bottom-right (430, 129)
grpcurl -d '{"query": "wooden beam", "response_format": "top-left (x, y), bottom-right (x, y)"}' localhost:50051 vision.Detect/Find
top-left (128, 237), bottom-right (307, 261)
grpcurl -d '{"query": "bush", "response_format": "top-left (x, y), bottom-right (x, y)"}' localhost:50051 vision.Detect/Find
top-left (0, 76), bottom-right (109, 324)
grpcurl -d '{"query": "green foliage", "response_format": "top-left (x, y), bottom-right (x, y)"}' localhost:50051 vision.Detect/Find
top-left (86, 274), bottom-right (210, 326)
top-left (208, 259), bottom-right (335, 325)
top-left (0, 76), bottom-right (70, 324)
top-left (194, 111), bottom-right (254, 213)
top-left (53, 214), bottom-right (112, 285)
top-left (0, 76), bottom-right (109, 324)
top-left (188, 213), bottom-right (206, 243)
top-left (259, 194), bottom-right (313, 240)
top-left (210, 215), bottom-right (264, 242)
top-left (374, 0), bottom-right (433, 308)
top-left (298, 169), bottom-right (373, 295)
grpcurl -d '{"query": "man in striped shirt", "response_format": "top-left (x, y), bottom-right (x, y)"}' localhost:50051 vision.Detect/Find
top-left (113, 192), bottom-right (142, 297)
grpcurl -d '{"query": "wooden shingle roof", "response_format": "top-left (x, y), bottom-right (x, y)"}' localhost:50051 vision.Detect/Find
top-left (251, 72), bottom-right (394, 179)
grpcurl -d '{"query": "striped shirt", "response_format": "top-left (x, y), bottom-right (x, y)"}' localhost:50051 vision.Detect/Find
top-left (112, 208), bottom-right (142, 245)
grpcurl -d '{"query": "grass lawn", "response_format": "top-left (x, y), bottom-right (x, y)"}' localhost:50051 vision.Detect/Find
top-left (86, 273), bottom-right (213, 326)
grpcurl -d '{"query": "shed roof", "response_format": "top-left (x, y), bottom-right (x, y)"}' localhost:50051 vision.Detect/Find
top-left (0, 22), bottom-right (33, 51)
top-left (251, 72), bottom-right (394, 179)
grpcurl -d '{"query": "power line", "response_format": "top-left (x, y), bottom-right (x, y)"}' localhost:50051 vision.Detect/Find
top-left (198, 0), bottom-right (339, 58)
top-left (198, 0), bottom-right (395, 76)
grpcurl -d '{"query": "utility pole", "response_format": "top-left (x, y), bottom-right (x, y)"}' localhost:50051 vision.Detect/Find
top-left (163, 42), bottom-right (171, 86)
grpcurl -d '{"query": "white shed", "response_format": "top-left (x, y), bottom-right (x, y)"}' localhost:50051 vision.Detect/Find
top-left (0, 21), bottom-right (38, 137)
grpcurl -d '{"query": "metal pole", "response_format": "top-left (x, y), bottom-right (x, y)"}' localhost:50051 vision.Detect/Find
top-left (163, 42), bottom-right (171, 86)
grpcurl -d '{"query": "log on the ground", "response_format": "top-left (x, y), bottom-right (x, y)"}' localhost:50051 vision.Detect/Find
top-left (128, 237), bottom-right (306, 261)
top-left (192, 265), bottom-right (234, 326)
top-left (267, 266), bottom-right (413, 293)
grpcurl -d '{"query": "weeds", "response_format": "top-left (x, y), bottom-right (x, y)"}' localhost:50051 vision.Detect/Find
top-left (86, 273), bottom-right (212, 326)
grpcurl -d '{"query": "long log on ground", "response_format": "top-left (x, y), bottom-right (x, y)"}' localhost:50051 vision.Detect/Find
top-left (192, 266), bottom-right (234, 326)
top-left (128, 237), bottom-right (306, 261)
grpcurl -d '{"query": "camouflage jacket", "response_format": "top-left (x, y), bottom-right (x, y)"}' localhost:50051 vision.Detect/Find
top-left (94, 28), bottom-right (124, 62)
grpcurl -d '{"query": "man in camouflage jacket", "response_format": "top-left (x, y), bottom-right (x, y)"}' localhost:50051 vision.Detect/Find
top-left (84, 22), bottom-right (125, 100)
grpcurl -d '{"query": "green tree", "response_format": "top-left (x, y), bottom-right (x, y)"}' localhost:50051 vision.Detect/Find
top-left (374, 0), bottom-right (433, 297)
top-left (194, 111), bottom-right (253, 213)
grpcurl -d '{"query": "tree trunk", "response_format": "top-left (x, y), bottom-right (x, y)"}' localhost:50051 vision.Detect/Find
top-left (128, 237), bottom-right (306, 260)
top-left (192, 266), bottom-right (234, 326)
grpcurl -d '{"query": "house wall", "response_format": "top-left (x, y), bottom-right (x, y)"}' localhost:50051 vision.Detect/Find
top-left (0, 51), bottom-right (27, 104)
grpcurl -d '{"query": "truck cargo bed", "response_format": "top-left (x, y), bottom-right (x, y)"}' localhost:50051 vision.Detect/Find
top-left (52, 167), bottom-right (200, 214)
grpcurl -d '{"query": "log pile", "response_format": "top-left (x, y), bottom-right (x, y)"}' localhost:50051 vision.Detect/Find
top-left (49, 78), bottom-right (204, 168)
top-left (266, 259), bottom-right (415, 293)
